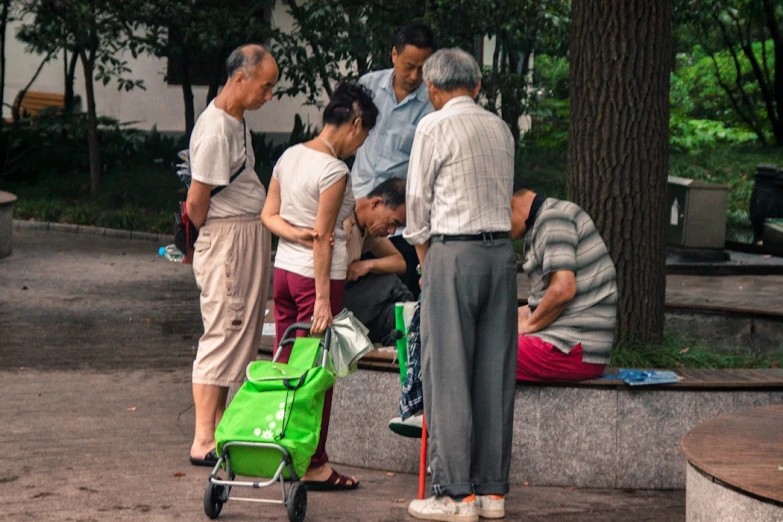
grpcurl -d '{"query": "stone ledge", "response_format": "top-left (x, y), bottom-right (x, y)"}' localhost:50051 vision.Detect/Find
top-left (324, 368), bottom-right (783, 490)
top-left (12, 220), bottom-right (173, 244)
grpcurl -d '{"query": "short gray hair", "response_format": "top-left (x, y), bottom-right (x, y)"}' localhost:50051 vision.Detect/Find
top-left (226, 44), bottom-right (268, 79)
top-left (423, 48), bottom-right (482, 92)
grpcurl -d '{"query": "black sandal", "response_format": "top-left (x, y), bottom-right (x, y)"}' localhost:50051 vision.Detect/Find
top-left (189, 449), bottom-right (218, 467)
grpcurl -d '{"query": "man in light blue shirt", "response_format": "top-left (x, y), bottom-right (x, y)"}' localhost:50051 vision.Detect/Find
top-left (352, 23), bottom-right (435, 296)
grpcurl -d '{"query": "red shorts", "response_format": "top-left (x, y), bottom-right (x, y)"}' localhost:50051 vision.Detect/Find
top-left (516, 335), bottom-right (606, 382)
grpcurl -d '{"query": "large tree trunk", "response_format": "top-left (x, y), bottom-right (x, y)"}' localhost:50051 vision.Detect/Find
top-left (80, 49), bottom-right (101, 198)
top-left (567, 0), bottom-right (671, 345)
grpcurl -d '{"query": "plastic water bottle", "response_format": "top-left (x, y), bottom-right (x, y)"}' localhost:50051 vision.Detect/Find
top-left (159, 244), bottom-right (184, 263)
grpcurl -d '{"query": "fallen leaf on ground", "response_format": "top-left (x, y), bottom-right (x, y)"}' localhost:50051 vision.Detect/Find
top-left (173, 472), bottom-right (185, 477)
top-left (126, 407), bottom-right (137, 412)
top-left (523, 481), bottom-right (529, 487)
top-left (19, 367), bottom-right (24, 371)
top-left (675, 362), bottom-right (684, 367)
top-left (145, 318), bottom-right (151, 323)
top-left (386, 472), bottom-right (395, 477)
top-left (679, 347), bottom-right (690, 354)
top-left (395, 498), bottom-right (406, 503)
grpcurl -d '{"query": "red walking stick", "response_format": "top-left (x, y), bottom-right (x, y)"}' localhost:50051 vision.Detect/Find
top-left (418, 416), bottom-right (428, 499)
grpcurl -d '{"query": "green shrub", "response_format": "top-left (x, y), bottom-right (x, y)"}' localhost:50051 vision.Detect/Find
top-left (669, 114), bottom-right (758, 153)
top-left (3, 113), bottom-right (317, 233)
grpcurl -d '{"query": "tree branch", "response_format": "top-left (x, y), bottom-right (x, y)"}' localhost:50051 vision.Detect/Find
top-left (284, 0), bottom-right (334, 99)
top-left (712, 12), bottom-right (767, 134)
top-left (707, 49), bottom-right (767, 144)
top-left (12, 51), bottom-right (54, 121)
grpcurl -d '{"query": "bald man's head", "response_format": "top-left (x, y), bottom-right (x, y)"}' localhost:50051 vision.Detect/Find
top-left (224, 44), bottom-right (278, 111)
top-left (226, 44), bottom-right (270, 80)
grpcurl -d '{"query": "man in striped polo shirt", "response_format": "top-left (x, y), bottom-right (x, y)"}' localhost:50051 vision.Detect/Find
top-left (512, 180), bottom-right (617, 381)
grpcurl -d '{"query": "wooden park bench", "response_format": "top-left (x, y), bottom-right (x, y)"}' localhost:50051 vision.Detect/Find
top-left (13, 90), bottom-right (66, 118)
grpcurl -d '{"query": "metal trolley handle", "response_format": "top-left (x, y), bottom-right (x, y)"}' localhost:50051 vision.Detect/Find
top-left (273, 322), bottom-right (332, 367)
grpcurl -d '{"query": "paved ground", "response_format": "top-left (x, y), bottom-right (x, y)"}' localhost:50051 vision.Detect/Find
top-left (15, 228), bottom-right (782, 520)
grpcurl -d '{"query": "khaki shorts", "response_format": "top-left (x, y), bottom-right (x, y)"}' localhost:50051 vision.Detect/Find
top-left (191, 214), bottom-right (271, 386)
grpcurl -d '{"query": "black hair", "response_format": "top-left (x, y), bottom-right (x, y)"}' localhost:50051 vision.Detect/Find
top-left (513, 177), bottom-right (530, 195)
top-left (226, 44), bottom-right (268, 78)
top-left (367, 178), bottom-right (406, 209)
top-left (322, 82), bottom-right (379, 130)
top-left (394, 23), bottom-right (436, 54)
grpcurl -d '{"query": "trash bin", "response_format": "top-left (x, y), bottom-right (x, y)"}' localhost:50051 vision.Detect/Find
top-left (750, 163), bottom-right (783, 242)
top-left (667, 177), bottom-right (729, 249)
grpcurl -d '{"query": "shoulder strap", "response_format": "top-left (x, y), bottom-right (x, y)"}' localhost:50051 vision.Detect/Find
top-left (210, 119), bottom-right (248, 197)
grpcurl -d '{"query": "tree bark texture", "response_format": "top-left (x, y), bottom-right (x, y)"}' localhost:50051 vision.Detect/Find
top-left (80, 50), bottom-right (101, 198)
top-left (567, 0), bottom-right (671, 345)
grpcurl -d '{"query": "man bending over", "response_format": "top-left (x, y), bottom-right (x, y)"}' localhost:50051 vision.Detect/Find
top-left (511, 179), bottom-right (617, 381)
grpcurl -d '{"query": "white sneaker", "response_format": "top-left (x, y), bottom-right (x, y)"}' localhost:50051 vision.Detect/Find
top-left (473, 495), bottom-right (505, 519)
top-left (388, 413), bottom-right (423, 438)
top-left (408, 495), bottom-right (479, 522)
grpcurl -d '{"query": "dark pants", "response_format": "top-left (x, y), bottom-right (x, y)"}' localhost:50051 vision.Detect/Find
top-left (272, 268), bottom-right (345, 470)
top-left (344, 273), bottom-right (414, 345)
top-left (421, 239), bottom-right (517, 497)
top-left (390, 235), bottom-right (421, 299)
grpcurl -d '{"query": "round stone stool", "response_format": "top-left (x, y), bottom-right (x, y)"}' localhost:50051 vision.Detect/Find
top-left (0, 191), bottom-right (18, 259)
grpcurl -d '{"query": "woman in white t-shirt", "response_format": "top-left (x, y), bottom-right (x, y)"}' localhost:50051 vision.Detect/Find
top-left (261, 83), bottom-right (378, 490)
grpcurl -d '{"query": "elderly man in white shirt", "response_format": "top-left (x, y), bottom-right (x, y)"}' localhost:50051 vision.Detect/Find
top-left (405, 49), bottom-right (517, 522)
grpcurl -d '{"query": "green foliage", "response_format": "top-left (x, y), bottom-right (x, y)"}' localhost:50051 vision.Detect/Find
top-left (670, 41), bottom-right (776, 147)
top-left (611, 333), bottom-right (783, 370)
top-left (272, 0), bottom-right (420, 106)
top-left (273, 0), bottom-right (569, 142)
top-left (524, 54), bottom-right (570, 149)
top-left (16, 0), bottom-right (147, 91)
top-left (669, 115), bottom-right (758, 153)
top-left (514, 146), bottom-right (567, 200)
top-left (674, 0), bottom-right (782, 145)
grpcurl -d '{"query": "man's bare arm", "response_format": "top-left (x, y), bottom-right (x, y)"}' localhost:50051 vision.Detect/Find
top-left (519, 270), bottom-right (576, 334)
top-left (186, 180), bottom-right (213, 229)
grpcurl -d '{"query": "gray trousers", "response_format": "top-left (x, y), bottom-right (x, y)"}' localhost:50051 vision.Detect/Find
top-left (421, 238), bottom-right (517, 497)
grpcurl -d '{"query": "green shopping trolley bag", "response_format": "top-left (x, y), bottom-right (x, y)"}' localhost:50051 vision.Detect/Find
top-left (214, 326), bottom-right (335, 480)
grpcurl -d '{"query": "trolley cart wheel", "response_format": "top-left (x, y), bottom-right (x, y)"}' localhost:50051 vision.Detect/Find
top-left (203, 482), bottom-right (226, 519)
top-left (286, 482), bottom-right (307, 522)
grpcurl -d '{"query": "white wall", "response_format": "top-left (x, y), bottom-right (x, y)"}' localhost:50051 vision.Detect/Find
top-left (2, 3), bottom-right (323, 135)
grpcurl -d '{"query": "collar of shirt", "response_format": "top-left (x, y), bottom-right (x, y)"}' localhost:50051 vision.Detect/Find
top-left (381, 70), bottom-right (430, 108)
top-left (441, 95), bottom-right (477, 111)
